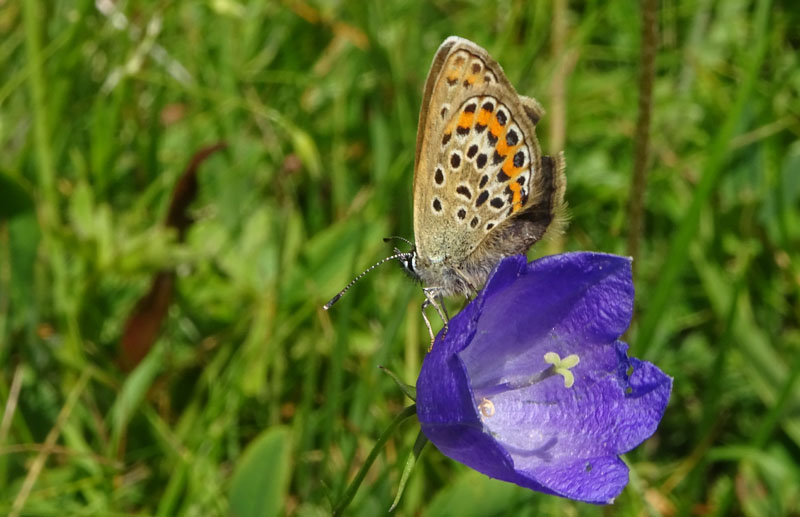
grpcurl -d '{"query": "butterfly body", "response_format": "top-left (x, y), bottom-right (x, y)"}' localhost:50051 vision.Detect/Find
top-left (323, 37), bottom-right (566, 340)
top-left (406, 36), bottom-right (567, 300)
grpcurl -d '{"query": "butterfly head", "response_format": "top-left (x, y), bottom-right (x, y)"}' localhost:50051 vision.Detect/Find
top-left (398, 248), bottom-right (421, 282)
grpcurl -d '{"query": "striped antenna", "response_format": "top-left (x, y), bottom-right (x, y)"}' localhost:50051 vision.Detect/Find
top-left (323, 252), bottom-right (412, 310)
top-left (383, 236), bottom-right (414, 247)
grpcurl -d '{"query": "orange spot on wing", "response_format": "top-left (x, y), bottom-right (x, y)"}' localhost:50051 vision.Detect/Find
top-left (509, 182), bottom-right (523, 212)
top-left (489, 118), bottom-right (505, 141)
top-left (502, 152), bottom-right (523, 178)
top-left (464, 74), bottom-right (477, 85)
top-left (497, 137), bottom-right (520, 157)
top-left (477, 108), bottom-right (492, 126)
top-left (496, 139), bottom-right (508, 156)
top-left (458, 110), bottom-right (474, 129)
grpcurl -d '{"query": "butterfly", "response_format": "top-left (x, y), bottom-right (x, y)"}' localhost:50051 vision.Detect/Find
top-left (325, 36), bottom-right (566, 342)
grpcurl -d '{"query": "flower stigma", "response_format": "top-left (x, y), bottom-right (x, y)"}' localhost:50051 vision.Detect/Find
top-left (543, 352), bottom-right (580, 388)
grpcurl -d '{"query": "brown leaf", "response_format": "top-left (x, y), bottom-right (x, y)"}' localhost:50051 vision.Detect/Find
top-left (118, 142), bottom-right (227, 371)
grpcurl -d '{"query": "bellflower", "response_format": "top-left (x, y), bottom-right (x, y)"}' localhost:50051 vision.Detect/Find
top-left (416, 253), bottom-right (671, 504)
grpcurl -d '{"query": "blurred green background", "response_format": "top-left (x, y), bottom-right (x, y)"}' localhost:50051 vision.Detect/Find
top-left (1, 0), bottom-right (799, 515)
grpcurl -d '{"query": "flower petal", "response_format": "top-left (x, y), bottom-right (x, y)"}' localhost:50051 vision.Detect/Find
top-left (460, 253), bottom-right (634, 398)
top-left (417, 253), bottom-right (672, 504)
top-left (521, 455), bottom-right (629, 504)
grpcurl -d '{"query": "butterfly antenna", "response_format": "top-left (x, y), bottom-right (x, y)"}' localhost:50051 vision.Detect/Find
top-left (323, 252), bottom-right (412, 310)
top-left (383, 236), bottom-right (414, 248)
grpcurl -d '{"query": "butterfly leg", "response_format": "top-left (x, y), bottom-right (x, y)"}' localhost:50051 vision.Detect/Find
top-left (421, 287), bottom-right (448, 350)
top-left (420, 298), bottom-right (436, 348)
top-left (438, 293), bottom-right (450, 322)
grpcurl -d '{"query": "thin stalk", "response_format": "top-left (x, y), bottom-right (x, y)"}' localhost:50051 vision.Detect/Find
top-left (333, 404), bottom-right (417, 516)
top-left (626, 0), bottom-right (658, 270)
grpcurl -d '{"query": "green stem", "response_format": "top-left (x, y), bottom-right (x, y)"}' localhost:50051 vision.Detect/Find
top-left (333, 404), bottom-right (417, 516)
top-left (22, 0), bottom-right (56, 223)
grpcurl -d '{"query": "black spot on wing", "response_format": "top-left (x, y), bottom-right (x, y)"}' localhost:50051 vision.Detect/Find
top-left (506, 130), bottom-right (519, 146)
top-left (496, 110), bottom-right (507, 125)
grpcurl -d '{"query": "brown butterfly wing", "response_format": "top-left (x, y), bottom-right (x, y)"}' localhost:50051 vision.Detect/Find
top-left (413, 37), bottom-right (564, 277)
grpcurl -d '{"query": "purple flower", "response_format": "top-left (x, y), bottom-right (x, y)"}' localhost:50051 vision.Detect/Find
top-left (416, 253), bottom-right (672, 504)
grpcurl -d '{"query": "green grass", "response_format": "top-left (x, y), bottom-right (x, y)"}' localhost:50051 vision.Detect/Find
top-left (1, 0), bottom-right (799, 515)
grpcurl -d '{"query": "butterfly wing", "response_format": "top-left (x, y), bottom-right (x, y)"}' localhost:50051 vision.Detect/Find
top-left (413, 37), bottom-right (565, 276)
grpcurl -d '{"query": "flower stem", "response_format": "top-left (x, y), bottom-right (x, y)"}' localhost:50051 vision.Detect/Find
top-left (626, 0), bottom-right (658, 271)
top-left (332, 404), bottom-right (417, 516)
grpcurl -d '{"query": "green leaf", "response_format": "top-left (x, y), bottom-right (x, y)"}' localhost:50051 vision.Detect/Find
top-left (229, 426), bottom-right (292, 517)
top-left (379, 365), bottom-right (416, 401)
top-left (390, 430), bottom-right (427, 511)
top-left (108, 345), bottom-right (164, 455)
